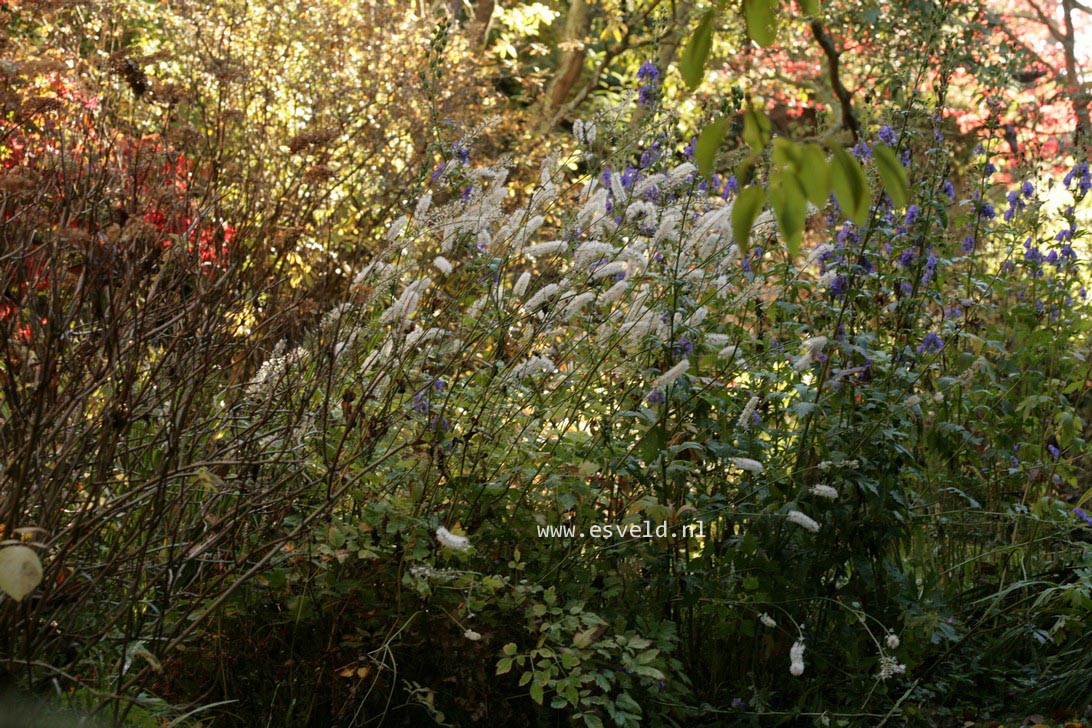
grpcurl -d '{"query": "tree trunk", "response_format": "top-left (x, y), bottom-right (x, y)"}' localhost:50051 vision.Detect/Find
top-left (472, 0), bottom-right (495, 46)
top-left (541, 0), bottom-right (591, 129)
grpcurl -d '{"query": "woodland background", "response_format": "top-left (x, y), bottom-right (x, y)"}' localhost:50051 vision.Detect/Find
top-left (1, 0), bottom-right (1091, 725)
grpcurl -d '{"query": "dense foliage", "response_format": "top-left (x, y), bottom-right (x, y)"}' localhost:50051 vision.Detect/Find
top-left (1, 0), bottom-right (1090, 726)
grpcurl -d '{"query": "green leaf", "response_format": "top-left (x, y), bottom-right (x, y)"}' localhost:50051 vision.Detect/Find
top-left (799, 143), bottom-right (832, 207)
top-left (496, 657), bottom-right (514, 675)
top-left (694, 117), bottom-right (731, 179)
top-left (768, 170), bottom-right (808, 256)
top-left (742, 106), bottom-right (772, 152)
top-left (503, 642), bottom-right (518, 656)
top-left (874, 143), bottom-right (910, 208)
top-left (744, 0), bottom-right (778, 47)
top-left (830, 146), bottom-right (871, 224)
top-left (731, 185), bottom-right (765, 255)
top-left (680, 10), bottom-right (716, 90)
top-left (800, 0), bottom-right (820, 14)
top-left (529, 681), bottom-right (544, 705)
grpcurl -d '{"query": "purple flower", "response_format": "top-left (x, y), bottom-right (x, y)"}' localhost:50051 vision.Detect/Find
top-left (451, 142), bottom-right (470, 165)
top-left (647, 389), bottom-right (666, 406)
top-left (411, 390), bottom-right (431, 415)
top-left (638, 83), bottom-right (656, 107)
top-left (684, 136), bottom-right (697, 159)
top-left (1047, 444), bottom-right (1060, 460)
top-left (878, 125), bottom-right (897, 145)
top-left (1021, 180), bottom-right (1034, 197)
top-left (905, 205), bottom-right (919, 225)
top-left (674, 336), bottom-right (694, 358)
top-left (430, 161), bottom-right (448, 184)
top-left (917, 332), bottom-right (944, 354)
top-left (1074, 507), bottom-right (1092, 528)
top-left (1064, 161), bottom-right (1090, 194)
top-left (829, 274), bottom-right (848, 297)
top-left (724, 175), bottom-right (739, 198)
top-left (852, 141), bottom-right (873, 161)
top-left (923, 251), bottom-right (937, 282)
top-left (962, 235), bottom-right (976, 253)
top-left (984, 161), bottom-right (997, 176)
top-left (621, 166), bottom-right (640, 189)
top-left (977, 201), bottom-right (996, 220)
top-left (942, 180), bottom-right (955, 200)
top-left (637, 60), bottom-right (660, 82)
top-left (640, 142), bottom-right (662, 169)
top-left (731, 698), bottom-right (748, 710)
top-left (898, 248), bottom-right (916, 267)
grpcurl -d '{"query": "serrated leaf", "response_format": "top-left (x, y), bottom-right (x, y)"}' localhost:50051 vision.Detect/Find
top-left (695, 117), bottom-right (731, 179)
top-left (744, 0), bottom-right (778, 47)
top-left (0, 545), bottom-right (42, 602)
top-left (680, 10), bottom-right (716, 90)
top-left (742, 106), bottom-right (771, 152)
top-left (830, 146), bottom-right (871, 224)
top-left (799, 143), bottom-right (832, 206)
top-left (731, 185), bottom-right (765, 254)
top-left (768, 170), bottom-right (807, 257)
top-left (874, 143), bottom-right (910, 208)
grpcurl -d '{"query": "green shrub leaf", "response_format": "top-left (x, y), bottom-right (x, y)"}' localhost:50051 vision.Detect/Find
top-left (744, 0), bottom-right (778, 47)
top-left (874, 143), bottom-right (910, 208)
top-left (830, 145), bottom-right (871, 224)
top-left (680, 10), bottom-right (716, 90)
top-left (732, 185), bottom-right (766, 255)
top-left (695, 117), bottom-right (731, 179)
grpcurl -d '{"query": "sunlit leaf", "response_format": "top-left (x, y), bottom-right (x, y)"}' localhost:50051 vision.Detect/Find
top-left (742, 106), bottom-right (771, 152)
top-left (874, 143), bottom-right (910, 208)
top-left (744, 0), bottom-right (778, 47)
top-left (695, 117), bottom-right (731, 179)
top-left (768, 170), bottom-right (807, 256)
top-left (681, 10), bottom-right (716, 90)
top-left (731, 185), bottom-right (766, 255)
top-left (798, 143), bottom-right (832, 206)
top-left (830, 146), bottom-right (871, 225)
top-left (0, 545), bottom-right (43, 602)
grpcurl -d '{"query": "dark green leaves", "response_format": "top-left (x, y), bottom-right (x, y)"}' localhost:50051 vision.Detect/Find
top-left (731, 185), bottom-right (765, 255)
top-left (681, 10), bottom-right (716, 90)
top-left (830, 146), bottom-right (871, 225)
top-left (873, 143), bottom-right (910, 208)
top-left (744, 0), bottom-right (778, 47)
top-left (694, 117), bottom-right (732, 179)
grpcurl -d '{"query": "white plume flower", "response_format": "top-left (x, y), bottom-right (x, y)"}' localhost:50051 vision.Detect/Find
top-left (809, 485), bottom-right (839, 500)
top-left (790, 639), bottom-right (806, 676)
top-left (759, 613), bottom-right (777, 628)
top-left (649, 359), bottom-right (690, 391)
top-left (730, 457), bottom-right (764, 474)
top-left (435, 526), bottom-right (471, 552)
top-left (786, 510), bottom-right (821, 533)
top-left (512, 271), bottom-right (532, 298)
